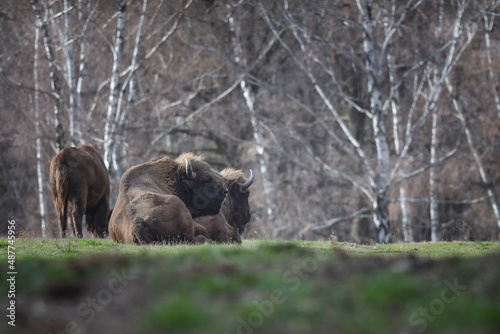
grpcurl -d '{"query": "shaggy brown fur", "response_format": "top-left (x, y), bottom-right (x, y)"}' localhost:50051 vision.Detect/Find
top-left (109, 153), bottom-right (228, 244)
top-left (49, 144), bottom-right (110, 238)
top-left (196, 168), bottom-right (253, 244)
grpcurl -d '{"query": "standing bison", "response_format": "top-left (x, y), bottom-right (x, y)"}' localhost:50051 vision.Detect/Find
top-left (49, 144), bottom-right (110, 238)
top-left (108, 153), bottom-right (228, 244)
top-left (195, 168), bottom-right (254, 243)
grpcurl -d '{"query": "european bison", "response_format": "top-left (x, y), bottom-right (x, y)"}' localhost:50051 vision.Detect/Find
top-left (108, 153), bottom-right (228, 244)
top-left (195, 168), bottom-right (254, 243)
top-left (49, 144), bottom-right (110, 238)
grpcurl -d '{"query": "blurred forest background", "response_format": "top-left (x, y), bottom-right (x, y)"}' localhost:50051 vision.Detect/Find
top-left (1, 0), bottom-right (500, 243)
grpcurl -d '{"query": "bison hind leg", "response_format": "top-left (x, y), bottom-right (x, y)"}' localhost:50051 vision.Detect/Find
top-left (70, 199), bottom-right (85, 238)
top-left (59, 211), bottom-right (68, 238)
top-left (87, 197), bottom-right (109, 238)
top-left (53, 196), bottom-right (68, 238)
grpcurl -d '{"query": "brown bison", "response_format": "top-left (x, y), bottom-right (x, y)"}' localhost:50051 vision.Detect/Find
top-left (195, 168), bottom-right (254, 244)
top-left (108, 153), bottom-right (228, 244)
top-left (49, 144), bottom-right (110, 238)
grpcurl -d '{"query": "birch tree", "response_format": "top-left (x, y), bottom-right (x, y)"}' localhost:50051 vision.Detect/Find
top-left (227, 4), bottom-right (279, 228)
top-left (109, 0), bottom-right (148, 200)
top-left (33, 22), bottom-right (47, 238)
top-left (31, 0), bottom-right (65, 151)
top-left (103, 0), bottom-right (126, 184)
top-left (446, 79), bottom-right (500, 233)
top-left (429, 89), bottom-right (440, 242)
top-left (258, 0), bottom-right (479, 242)
top-left (387, 39), bottom-right (412, 241)
top-left (483, 1), bottom-right (500, 113)
top-left (62, 0), bottom-right (78, 145)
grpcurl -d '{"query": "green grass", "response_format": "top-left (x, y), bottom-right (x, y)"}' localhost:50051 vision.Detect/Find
top-left (1, 238), bottom-right (500, 334)
top-left (2, 238), bottom-right (500, 261)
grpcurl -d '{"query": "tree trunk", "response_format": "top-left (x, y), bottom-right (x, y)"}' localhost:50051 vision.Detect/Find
top-left (63, 0), bottom-right (78, 146)
top-left (34, 22), bottom-right (47, 238)
top-left (31, 0), bottom-right (65, 151)
top-left (430, 106), bottom-right (440, 242)
top-left (76, 0), bottom-right (89, 127)
top-left (464, 126), bottom-right (500, 232)
top-left (228, 11), bottom-right (278, 227)
top-left (387, 41), bottom-right (413, 242)
top-left (483, 12), bottom-right (500, 114)
top-left (358, 0), bottom-right (391, 243)
top-left (373, 193), bottom-right (390, 243)
top-left (446, 80), bottom-right (500, 234)
top-left (242, 81), bottom-right (278, 226)
top-left (111, 0), bottom-right (147, 203)
top-left (103, 0), bottom-right (126, 192)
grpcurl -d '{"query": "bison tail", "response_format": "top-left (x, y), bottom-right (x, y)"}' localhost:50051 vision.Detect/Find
top-left (54, 165), bottom-right (69, 224)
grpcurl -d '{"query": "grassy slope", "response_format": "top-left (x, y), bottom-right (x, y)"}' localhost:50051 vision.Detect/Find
top-left (1, 238), bottom-right (500, 334)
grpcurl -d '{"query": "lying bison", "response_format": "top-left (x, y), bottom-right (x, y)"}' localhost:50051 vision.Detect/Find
top-left (195, 168), bottom-right (254, 243)
top-left (49, 144), bottom-right (110, 238)
top-left (109, 153), bottom-right (228, 244)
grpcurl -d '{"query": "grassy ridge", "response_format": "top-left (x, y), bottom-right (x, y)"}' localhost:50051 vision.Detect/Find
top-left (1, 239), bottom-right (500, 334)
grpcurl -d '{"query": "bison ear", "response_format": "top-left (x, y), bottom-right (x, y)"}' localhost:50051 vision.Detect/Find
top-left (185, 158), bottom-right (194, 180)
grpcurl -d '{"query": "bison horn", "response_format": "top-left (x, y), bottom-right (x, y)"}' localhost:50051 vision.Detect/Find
top-left (240, 169), bottom-right (254, 190)
top-left (185, 158), bottom-right (194, 179)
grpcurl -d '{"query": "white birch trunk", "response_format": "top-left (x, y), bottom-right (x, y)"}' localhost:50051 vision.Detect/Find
top-left (76, 0), bottom-right (89, 119)
top-left (430, 106), bottom-right (440, 242)
top-left (34, 22), bottom-right (47, 238)
top-left (242, 81), bottom-right (278, 225)
top-left (464, 125), bottom-right (500, 231)
top-left (430, 3), bottom-right (442, 241)
top-left (446, 80), bottom-right (500, 232)
top-left (229, 12), bottom-right (278, 226)
top-left (104, 0), bottom-right (126, 183)
top-left (31, 0), bottom-right (65, 151)
top-left (63, 0), bottom-right (78, 146)
top-left (483, 13), bottom-right (500, 113)
top-left (111, 0), bottom-right (148, 202)
top-left (357, 0), bottom-right (391, 243)
top-left (388, 41), bottom-right (413, 242)
top-left (429, 0), bottom-right (444, 242)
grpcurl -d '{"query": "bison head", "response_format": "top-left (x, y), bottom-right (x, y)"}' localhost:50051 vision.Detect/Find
top-left (220, 168), bottom-right (254, 233)
top-left (174, 153), bottom-right (228, 218)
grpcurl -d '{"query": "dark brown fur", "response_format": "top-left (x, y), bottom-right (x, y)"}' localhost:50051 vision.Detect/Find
top-left (196, 168), bottom-right (253, 244)
top-left (49, 144), bottom-right (110, 238)
top-left (108, 153), bottom-right (227, 244)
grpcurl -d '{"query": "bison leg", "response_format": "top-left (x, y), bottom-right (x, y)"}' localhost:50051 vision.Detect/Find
top-left (70, 198), bottom-right (85, 238)
top-left (193, 222), bottom-right (211, 244)
top-left (87, 197), bottom-right (109, 238)
top-left (194, 222), bottom-right (209, 238)
top-left (52, 196), bottom-right (68, 238)
top-left (59, 210), bottom-right (68, 238)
